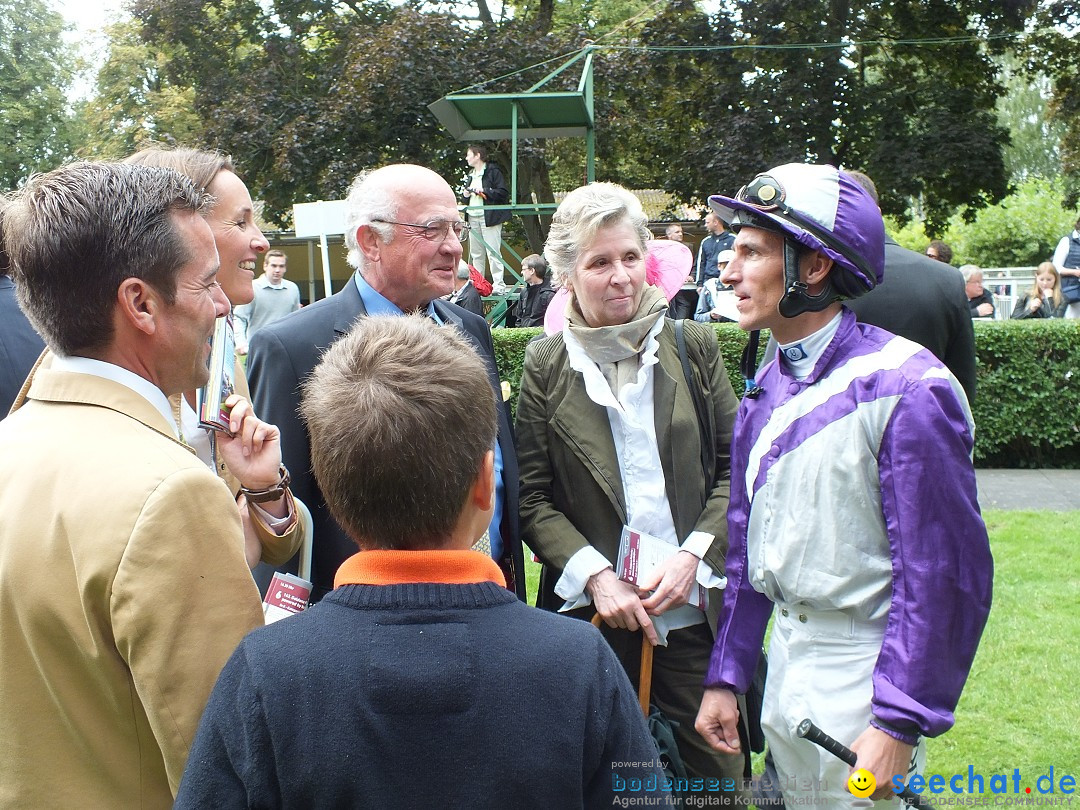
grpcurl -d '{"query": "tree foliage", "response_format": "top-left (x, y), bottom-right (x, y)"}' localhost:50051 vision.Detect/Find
top-left (889, 177), bottom-right (1074, 268)
top-left (996, 55), bottom-right (1064, 184)
top-left (0, 0), bottom-right (76, 188)
top-left (723, 0), bottom-right (1030, 235)
top-left (1029, 2), bottom-right (1080, 209)
top-left (76, 19), bottom-right (200, 159)
top-left (946, 176), bottom-right (1074, 268)
top-left (77, 0), bottom-right (1039, 237)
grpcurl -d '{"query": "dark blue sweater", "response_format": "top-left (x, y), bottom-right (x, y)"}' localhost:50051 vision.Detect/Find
top-left (176, 582), bottom-right (667, 809)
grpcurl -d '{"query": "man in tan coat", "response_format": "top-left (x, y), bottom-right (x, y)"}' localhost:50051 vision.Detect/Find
top-left (0, 162), bottom-right (289, 806)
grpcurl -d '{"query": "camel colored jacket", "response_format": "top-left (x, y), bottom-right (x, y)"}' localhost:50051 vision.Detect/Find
top-left (0, 363), bottom-right (264, 807)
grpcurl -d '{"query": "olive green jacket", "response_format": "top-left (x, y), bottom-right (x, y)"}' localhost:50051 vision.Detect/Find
top-left (516, 318), bottom-right (738, 632)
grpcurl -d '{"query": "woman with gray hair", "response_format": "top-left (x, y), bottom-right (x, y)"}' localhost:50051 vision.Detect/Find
top-left (516, 182), bottom-right (744, 798)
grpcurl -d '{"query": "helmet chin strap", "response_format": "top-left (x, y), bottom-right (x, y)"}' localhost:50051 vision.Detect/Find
top-left (777, 237), bottom-right (840, 318)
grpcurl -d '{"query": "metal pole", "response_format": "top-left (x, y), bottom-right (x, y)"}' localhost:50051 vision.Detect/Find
top-left (306, 239), bottom-right (316, 304)
top-left (319, 233), bottom-right (333, 300)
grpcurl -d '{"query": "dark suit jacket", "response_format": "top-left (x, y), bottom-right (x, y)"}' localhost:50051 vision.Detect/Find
top-left (846, 239), bottom-right (977, 403)
top-left (449, 281), bottom-right (484, 318)
top-left (247, 279), bottom-right (524, 600)
top-left (0, 275), bottom-right (45, 415)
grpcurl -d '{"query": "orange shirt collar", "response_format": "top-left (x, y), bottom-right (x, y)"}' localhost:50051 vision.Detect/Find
top-left (334, 548), bottom-right (505, 589)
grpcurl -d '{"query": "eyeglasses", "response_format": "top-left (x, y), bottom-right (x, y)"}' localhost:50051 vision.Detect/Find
top-left (371, 219), bottom-right (470, 243)
top-left (733, 173), bottom-right (875, 284)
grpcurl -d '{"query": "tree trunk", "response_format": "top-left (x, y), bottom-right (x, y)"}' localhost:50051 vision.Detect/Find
top-left (475, 0), bottom-right (494, 29)
top-left (535, 0), bottom-right (554, 34)
top-left (515, 143), bottom-right (555, 255)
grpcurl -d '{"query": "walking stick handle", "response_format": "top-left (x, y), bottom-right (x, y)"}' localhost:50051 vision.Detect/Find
top-left (590, 613), bottom-right (652, 718)
top-left (795, 718), bottom-right (936, 809)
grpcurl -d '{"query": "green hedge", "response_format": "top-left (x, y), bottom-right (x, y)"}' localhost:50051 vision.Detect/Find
top-left (970, 320), bottom-right (1080, 467)
top-left (492, 321), bottom-right (1080, 468)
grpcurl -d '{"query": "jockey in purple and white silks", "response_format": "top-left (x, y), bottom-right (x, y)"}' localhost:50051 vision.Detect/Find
top-left (695, 163), bottom-right (993, 808)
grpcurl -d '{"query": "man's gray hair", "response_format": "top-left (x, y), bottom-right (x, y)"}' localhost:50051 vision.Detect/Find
top-left (543, 182), bottom-right (650, 286)
top-left (3, 161), bottom-right (210, 357)
top-left (343, 169), bottom-right (399, 271)
top-left (958, 264), bottom-right (982, 283)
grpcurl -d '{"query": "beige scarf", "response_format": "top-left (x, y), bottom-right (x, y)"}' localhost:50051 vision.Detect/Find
top-left (566, 284), bottom-right (668, 396)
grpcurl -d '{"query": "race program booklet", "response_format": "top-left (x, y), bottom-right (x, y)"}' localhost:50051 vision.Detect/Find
top-left (198, 315), bottom-right (236, 434)
top-left (263, 572), bottom-right (312, 623)
top-left (615, 526), bottom-right (706, 610)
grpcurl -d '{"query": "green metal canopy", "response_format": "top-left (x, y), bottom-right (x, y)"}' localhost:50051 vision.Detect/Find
top-left (428, 48), bottom-right (596, 183)
top-left (428, 91), bottom-right (593, 140)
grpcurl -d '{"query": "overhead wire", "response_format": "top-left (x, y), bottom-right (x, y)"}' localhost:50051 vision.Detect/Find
top-left (595, 31), bottom-right (1024, 52)
top-left (445, 11), bottom-right (1028, 96)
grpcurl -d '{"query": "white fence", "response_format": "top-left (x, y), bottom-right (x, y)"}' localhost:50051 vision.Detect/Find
top-left (982, 266), bottom-right (1037, 320)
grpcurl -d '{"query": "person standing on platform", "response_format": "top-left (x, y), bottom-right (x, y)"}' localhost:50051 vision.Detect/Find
top-left (461, 144), bottom-right (511, 293)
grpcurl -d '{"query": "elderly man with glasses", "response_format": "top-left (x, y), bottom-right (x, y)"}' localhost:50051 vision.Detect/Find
top-left (247, 164), bottom-right (525, 602)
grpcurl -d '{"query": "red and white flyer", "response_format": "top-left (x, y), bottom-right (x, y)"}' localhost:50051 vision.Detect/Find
top-left (616, 526), bottom-right (706, 610)
top-left (262, 572), bottom-right (312, 623)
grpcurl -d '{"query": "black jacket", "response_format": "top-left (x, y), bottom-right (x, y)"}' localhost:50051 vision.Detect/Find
top-left (247, 281), bottom-right (524, 600)
top-left (848, 239), bottom-right (978, 404)
top-left (1011, 293), bottom-right (1068, 319)
top-left (516, 279), bottom-right (555, 327)
top-left (966, 291), bottom-right (996, 319)
top-left (0, 275), bottom-right (46, 415)
top-left (462, 163), bottom-right (511, 227)
top-left (449, 280), bottom-right (484, 317)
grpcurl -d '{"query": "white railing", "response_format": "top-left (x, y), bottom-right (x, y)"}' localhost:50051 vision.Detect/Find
top-left (982, 266), bottom-right (1037, 321)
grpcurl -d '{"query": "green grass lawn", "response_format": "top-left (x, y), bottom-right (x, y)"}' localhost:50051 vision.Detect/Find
top-left (925, 510), bottom-right (1080, 788)
top-left (523, 510), bottom-right (1080, 792)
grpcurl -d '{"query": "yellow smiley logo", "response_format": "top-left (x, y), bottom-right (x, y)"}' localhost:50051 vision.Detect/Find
top-left (848, 768), bottom-right (876, 797)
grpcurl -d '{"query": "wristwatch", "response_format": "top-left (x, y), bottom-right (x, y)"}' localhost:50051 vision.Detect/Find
top-left (240, 464), bottom-right (291, 503)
